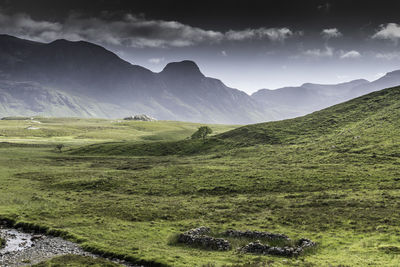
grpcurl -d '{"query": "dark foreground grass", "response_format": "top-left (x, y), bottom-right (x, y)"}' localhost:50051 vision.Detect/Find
top-left (1, 87), bottom-right (400, 266)
top-left (33, 255), bottom-right (122, 267)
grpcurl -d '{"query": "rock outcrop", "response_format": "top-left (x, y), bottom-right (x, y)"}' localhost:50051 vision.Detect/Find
top-left (240, 238), bottom-right (316, 257)
top-left (123, 114), bottom-right (156, 121)
top-left (176, 227), bottom-right (316, 257)
top-left (224, 229), bottom-right (290, 241)
top-left (177, 227), bottom-right (230, 251)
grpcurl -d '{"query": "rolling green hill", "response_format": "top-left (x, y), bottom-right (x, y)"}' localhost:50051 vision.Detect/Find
top-left (73, 85), bottom-right (400, 157)
top-left (1, 86), bottom-right (400, 266)
top-left (221, 85), bottom-right (400, 146)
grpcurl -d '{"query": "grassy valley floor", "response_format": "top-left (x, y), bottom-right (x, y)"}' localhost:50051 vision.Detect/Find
top-left (1, 88), bottom-right (400, 266)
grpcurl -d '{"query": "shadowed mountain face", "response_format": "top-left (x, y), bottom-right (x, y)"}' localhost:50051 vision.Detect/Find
top-left (1, 34), bottom-right (400, 123)
top-left (0, 35), bottom-right (269, 124)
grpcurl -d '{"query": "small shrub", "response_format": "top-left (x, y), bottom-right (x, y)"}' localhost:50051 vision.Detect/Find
top-left (55, 144), bottom-right (64, 152)
top-left (191, 126), bottom-right (213, 142)
top-left (378, 245), bottom-right (400, 254)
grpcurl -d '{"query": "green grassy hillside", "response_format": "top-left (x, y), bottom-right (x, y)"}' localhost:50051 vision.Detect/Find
top-left (220, 86), bottom-right (400, 146)
top-left (1, 87), bottom-right (400, 266)
top-left (73, 86), bottom-right (400, 157)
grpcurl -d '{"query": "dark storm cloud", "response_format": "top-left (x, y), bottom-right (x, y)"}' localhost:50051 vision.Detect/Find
top-left (317, 2), bottom-right (332, 12)
top-left (2, 0), bottom-right (400, 91)
top-left (0, 10), bottom-right (297, 47)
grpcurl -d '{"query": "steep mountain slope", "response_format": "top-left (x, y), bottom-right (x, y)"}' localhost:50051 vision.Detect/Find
top-left (0, 80), bottom-right (125, 118)
top-left (155, 61), bottom-right (266, 123)
top-left (3, 34), bottom-right (400, 123)
top-left (251, 79), bottom-right (370, 119)
top-left (0, 35), bottom-right (267, 124)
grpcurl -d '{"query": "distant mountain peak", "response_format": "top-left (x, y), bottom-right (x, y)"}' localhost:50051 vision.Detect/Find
top-left (160, 60), bottom-right (204, 77)
top-left (384, 69), bottom-right (400, 77)
top-left (301, 79), bottom-right (369, 88)
top-left (48, 38), bottom-right (102, 49)
top-left (49, 38), bottom-right (71, 44)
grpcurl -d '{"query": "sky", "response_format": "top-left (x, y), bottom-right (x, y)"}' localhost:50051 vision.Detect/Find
top-left (1, 0), bottom-right (400, 93)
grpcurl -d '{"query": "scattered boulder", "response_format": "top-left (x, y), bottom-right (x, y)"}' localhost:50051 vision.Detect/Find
top-left (224, 229), bottom-right (290, 241)
top-left (185, 226), bottom-right (211, 236)
top-left (123, 114), bottom-right (156, 121)
top-left (177, 227), bottom-right (230, 251)
top-left (176, 227), bottom-right (316, 257)
top-left (30, 235), bottom-right (43, 241)
top-left (240, 238), bottom-right (316, 257)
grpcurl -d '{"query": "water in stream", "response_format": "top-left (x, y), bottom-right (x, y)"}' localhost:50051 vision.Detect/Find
top-left (0, 226), bottom-right (140, 266)
top-left (1, 228), bottom-right (34, 254)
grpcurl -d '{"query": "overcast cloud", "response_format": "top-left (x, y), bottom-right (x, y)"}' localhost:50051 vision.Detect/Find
top-left (372, 23), bottom-right (400, 43)
top-left (340, 50), bottom-right (361, 59)
top-left (303, 46), bottom-right (334, 57)
top-left (1, 5), bottom-right (400, 92)
top-left (225, 27), bottom-right (293, 42)
top-left (321, 28), bottom-right (342, 39)
top-left (375, 52), bottom-right (400, 60)
top-left (0, 11), bottom-right (297, 47)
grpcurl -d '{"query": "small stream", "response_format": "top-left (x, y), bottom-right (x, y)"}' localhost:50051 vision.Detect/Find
top-left (0, 226), bottom-right (141, 267)
top-left (1, 228), bottom-right (33, 254)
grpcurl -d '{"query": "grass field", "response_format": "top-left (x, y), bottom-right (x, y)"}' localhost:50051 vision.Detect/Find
top-left (33, 255), bottom-right (121, 266)
top-left (1, 87), bottom-right (400, 266)
top-left (0, 118), bottom-right (237, 145)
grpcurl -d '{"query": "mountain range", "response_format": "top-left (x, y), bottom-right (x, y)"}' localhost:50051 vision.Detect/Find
top-left (1, 34), bottom-right (400, 124)
top-left (252, 70), bottom-right (400, 119)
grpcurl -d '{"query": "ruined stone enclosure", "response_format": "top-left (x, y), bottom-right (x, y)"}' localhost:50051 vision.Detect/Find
top-left (176, 227), bottom-right (316, 257)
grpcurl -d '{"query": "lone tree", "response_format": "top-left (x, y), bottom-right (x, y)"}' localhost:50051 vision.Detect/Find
top-left (191, 126), bottom-right (213, 142)
top-left (56, 144), bottom-right (64, 153)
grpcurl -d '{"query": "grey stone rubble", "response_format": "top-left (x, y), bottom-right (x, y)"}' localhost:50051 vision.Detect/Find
top-left (177, 227), bottom-right (230, 251)
top-left (224, 229), bottom-right (290, 241)
top-left (185, 226), bottom-right (210, 236)
top-left (240, 238), bottom-right (316, 257)
top-left (0, 227), bottom-right (142, 267)
top-left (178, 227), bottom-right (316, 257)
top-left (123, 114), bottom-right (156, 121)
